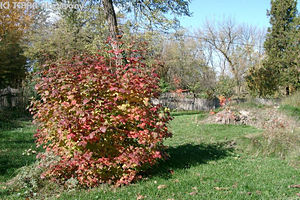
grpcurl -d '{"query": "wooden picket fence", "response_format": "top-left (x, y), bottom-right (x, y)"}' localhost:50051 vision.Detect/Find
top-left (0, 87), bottom-right (26, 110)
top-left (152, 92), bottom-right (220, 111)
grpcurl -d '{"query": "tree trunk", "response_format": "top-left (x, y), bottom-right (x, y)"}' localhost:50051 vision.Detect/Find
top-left (102, 0), bottom-right (123, 66)
top-left (102, 0), bottom-right (119, 40)
top-left (286, 86), bottom-right (290, 96)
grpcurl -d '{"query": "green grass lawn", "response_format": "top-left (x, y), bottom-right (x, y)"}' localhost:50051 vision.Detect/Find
top-left (0, 120), bottom-right (37, 183)
top-left (1, 113), bottom-right (300, 199)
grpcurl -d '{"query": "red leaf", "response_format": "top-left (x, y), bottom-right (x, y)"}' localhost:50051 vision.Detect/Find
top-left (67, 133), bottom-right (76, 139)
top-left (100, 126), bottom-right (107, 133)
top-left (83, 99), bottom-right (89, 105)
top-left (71, 100), bottom-right (77, 105)
top-left (78, 140), bottom-right (87, 147)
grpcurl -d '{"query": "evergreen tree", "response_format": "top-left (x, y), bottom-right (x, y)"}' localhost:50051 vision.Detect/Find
top-left (264, 0), bottom-right (299, 95)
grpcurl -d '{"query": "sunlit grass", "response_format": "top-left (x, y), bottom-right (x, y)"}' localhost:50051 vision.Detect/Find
top-left (1, 113), bottom-right (300, 199)
top-left (0, 120), bottom-right (37, 183)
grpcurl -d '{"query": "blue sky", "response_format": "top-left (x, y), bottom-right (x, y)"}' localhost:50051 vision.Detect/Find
top-left (179, 0), bottom-right (299, 30)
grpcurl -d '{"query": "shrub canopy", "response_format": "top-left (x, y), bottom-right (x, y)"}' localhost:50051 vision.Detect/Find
top-left (31, 45), bottom-right (172, 186)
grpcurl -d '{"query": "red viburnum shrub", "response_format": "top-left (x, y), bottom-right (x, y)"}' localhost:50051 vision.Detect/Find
top-left (30, 45), bottom-right (172, 187)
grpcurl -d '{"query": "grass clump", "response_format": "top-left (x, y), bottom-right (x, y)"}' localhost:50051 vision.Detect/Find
top-left (232, 100), bottom-right (265, 109)
top-left (242, 92), bottom-right (300, 166)
top-left (245, 128), bottom-right (300, 164)
top-left (281, 91), bottom-right (300, 107)
top-left (279, 91), bottom-right (300, 120)
top-left (2, 152), bottom-right (65, 200)
top-left (279, 105), bottom-right (300, 121)
top-left (171, 110), bottom-right (207, 117)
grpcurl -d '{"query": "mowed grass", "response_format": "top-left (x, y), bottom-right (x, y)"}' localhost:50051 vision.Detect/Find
top-left (60, 114), bottom-right (300, 199)
top-left (0, 120), bottom-right (37, 183)
top-left (1, 113), bottom-right (300, 199)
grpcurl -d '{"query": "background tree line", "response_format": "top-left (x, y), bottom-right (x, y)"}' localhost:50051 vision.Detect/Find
top-left (0, 0), bottom-right (299, 99)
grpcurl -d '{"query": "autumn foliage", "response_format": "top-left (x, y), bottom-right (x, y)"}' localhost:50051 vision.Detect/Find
top-left (0, 0), bottom-right (33, 39)
top-left (218, 95), bottom-right (230, 107)
top-left (30, 44), bottom-right (172, 187)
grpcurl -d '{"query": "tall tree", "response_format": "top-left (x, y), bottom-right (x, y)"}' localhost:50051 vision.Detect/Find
top-left (103, 0), bottom-right (120, 40)
top-left (0, 0), bottom-right (33, 40)
top-left (23, 3), bottom-right (111, 68)
top-left (160, 32), bottom-right (216, 93)
top-left (0, 0), bottom-right (33, 88)
top-left (101, 0), bottom-right (191, 41)
top-left (264, 0), bottom-right (299, 95)
top-left (199, 18), bottom-right (263, 97)
top-left (99, 0), bottom-right (191, 65)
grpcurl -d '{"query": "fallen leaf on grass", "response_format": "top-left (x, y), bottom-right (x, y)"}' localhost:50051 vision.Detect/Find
top-left (289, 185), bottom-right (300, 188)
top-left (214, 187), bottom-right (229, 191)
top-left (189, 191), bottom-right (197, 195)
top-left (174, 179), bottom-right (180, 183)
top-left (297, 193), bottom-right (300, 197)
top-left (136, 194), bottom-right (145, 200)
top-left (232, 182), bottom-right (238, 188)
top-left (256, 190), bottom-right (261, 195)
top-left (210, 111), bottom-right (216, 115)
top-left (157, 184), bottom-right (167, 189)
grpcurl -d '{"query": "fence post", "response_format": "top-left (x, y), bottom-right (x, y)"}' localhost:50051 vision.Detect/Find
top-left (7, 86), bottom-right (12, 108)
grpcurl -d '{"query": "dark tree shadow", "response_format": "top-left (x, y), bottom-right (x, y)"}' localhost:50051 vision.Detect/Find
top-left (144, 142), bottom-right (234, 179)
top-left (0, 138), bottom-right (37, 176)
top-left (0, 107), bottom-right (32, 130)
top-left (0, 154), bottom-right (36, 176)
top-left (0, 120), bottom-right (23, 130)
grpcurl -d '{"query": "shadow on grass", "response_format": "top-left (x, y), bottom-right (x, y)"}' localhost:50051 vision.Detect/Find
top-left (0, 108), bottom-right (32, 130)
top-left (146, 142), bottom-right (234, 179)
top-left (0, 120), bottom-right (24, 130)
top-left (0, 154), bottom-right (36, 176)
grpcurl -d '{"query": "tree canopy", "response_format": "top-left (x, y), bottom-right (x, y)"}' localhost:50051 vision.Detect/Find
top-left (246, 0), bottom-right (299, 96)
top-left (0, 0), bottom-right (33, 88)
top-left (101, 0), bottom-right (191, 40)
